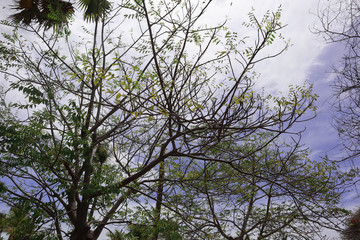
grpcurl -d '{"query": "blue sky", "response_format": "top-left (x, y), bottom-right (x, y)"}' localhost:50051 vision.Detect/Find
top-left (210, 0), bottom-right (360, 218)
top-left (206, 3), bottom-right (346, 152)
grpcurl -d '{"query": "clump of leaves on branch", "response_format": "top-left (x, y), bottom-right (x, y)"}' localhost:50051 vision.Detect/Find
top-left (0, 1), bottom-right (351, 239)
top-left (9, 0), bottom-right (111, 29)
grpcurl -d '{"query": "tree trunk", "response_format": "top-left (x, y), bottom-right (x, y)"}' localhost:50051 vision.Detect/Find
top-left (70, 226), bottom-right (95, 240)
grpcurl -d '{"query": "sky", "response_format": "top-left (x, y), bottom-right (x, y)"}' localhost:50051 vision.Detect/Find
top-left (203, 1), bottom-right (348, 162)
top-left (216, 1), bottom-right (357, 236)
top-left (224, 3), bottom-right (350, 156)
top-left (0, 0), bottom-right (357, 238)
top-left (0, 0), bottom-right (343, 155)
top-left (226, 0), bottom-right (360, 207)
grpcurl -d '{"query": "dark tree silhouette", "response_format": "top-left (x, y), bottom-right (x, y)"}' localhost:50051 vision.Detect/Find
top-left (10, 0), bottom-right (74, 29)
top-left (315, 0), bottom-right (360, 161)
top-left (315, 1), bottom-right (360, 238)
top-left (9, 0), bottom-right (111, 29)
top-left (342, 208), bottom-right (360, 240)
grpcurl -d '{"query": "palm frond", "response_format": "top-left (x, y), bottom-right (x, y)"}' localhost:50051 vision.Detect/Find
top-left (77, 0), bottom-right (111, 22)
top-left (10, 0), bottom-right (41, 25)
top-left (39, 0), bottom-right (75, 30)
top-left (9, 0), bottom-right (75, 30)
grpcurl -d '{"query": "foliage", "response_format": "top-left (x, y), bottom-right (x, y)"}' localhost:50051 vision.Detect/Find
top-left (0, 200), bottom-right (57, 240)
top-left (124, 219), bottom-right (181, 240)
top-left (9, 0), bottom-right (113, 29)
top-left (342, 208), bottom-right (360, 240)
top-left (78, 0), bottom-right (111, 22)
top-left (0, 1), bottom-right (350, 239)
top-left (10, 0), bottom-right (75, 29)
top-left (163, 133), bottom-right (349, 239)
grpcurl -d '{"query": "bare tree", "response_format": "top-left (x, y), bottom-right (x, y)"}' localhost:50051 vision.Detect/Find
top-left (314, 1), bottom-right (360, 239)
top-left (315, 0), bottom-right (360, 160)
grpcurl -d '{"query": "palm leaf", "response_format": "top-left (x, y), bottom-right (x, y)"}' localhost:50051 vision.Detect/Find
top-left (10, 0), bottom-right (75, 30)
top-left (77, 0), bottom-right (111, 22)
top-left (10, 0), bottom-right (41, 25)
top-left (39, 0), bottom-right (75, 30)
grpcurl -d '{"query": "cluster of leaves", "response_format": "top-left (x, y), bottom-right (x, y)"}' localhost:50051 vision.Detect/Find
top-left (10, 0), bottom-right (75, 29)
top-left (9, 0), bottom-right (111, 29)
top-left (108, 220), bottom-right (181, 240)
top-left (0, 200), bottom-right (56, 240)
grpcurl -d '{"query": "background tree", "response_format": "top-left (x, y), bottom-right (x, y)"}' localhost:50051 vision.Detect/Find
top-left (315, 0), bottom-right (360, 162)
top-left (132, 132), bottom-right (349, 240)
top-left (342, 208), bottom-right (360, 240)
top-left (0, 200), bottom-right (56, 240)
top-left (0, 1), bottom-right (350, 239)
top-left (315, 0), bottom-right (360, 238)
top-left (0, 212), bottom-right (5, 240)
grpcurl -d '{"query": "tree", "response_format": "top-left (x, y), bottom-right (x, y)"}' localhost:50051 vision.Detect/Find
top-left (315, 1), bottom-right (360, 238)
top-left (106, 229), bottom-right (127, 240)
top-left (9, 0), bottom-right (110, 29)
top-left (0, 200), bottom-right (56, 240)
top-left (0, 1), bottom-right (348, 239)
top-left (124, 219), bottom-right (181, 240)
top-left (342, 208), bottom-right (360, 240)
top-left (0, 212), bottom-right (5, 240)
top-left (172, 133), bottom-right (352, 239)
top-left (315, 0), bottom-right (360, 161)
